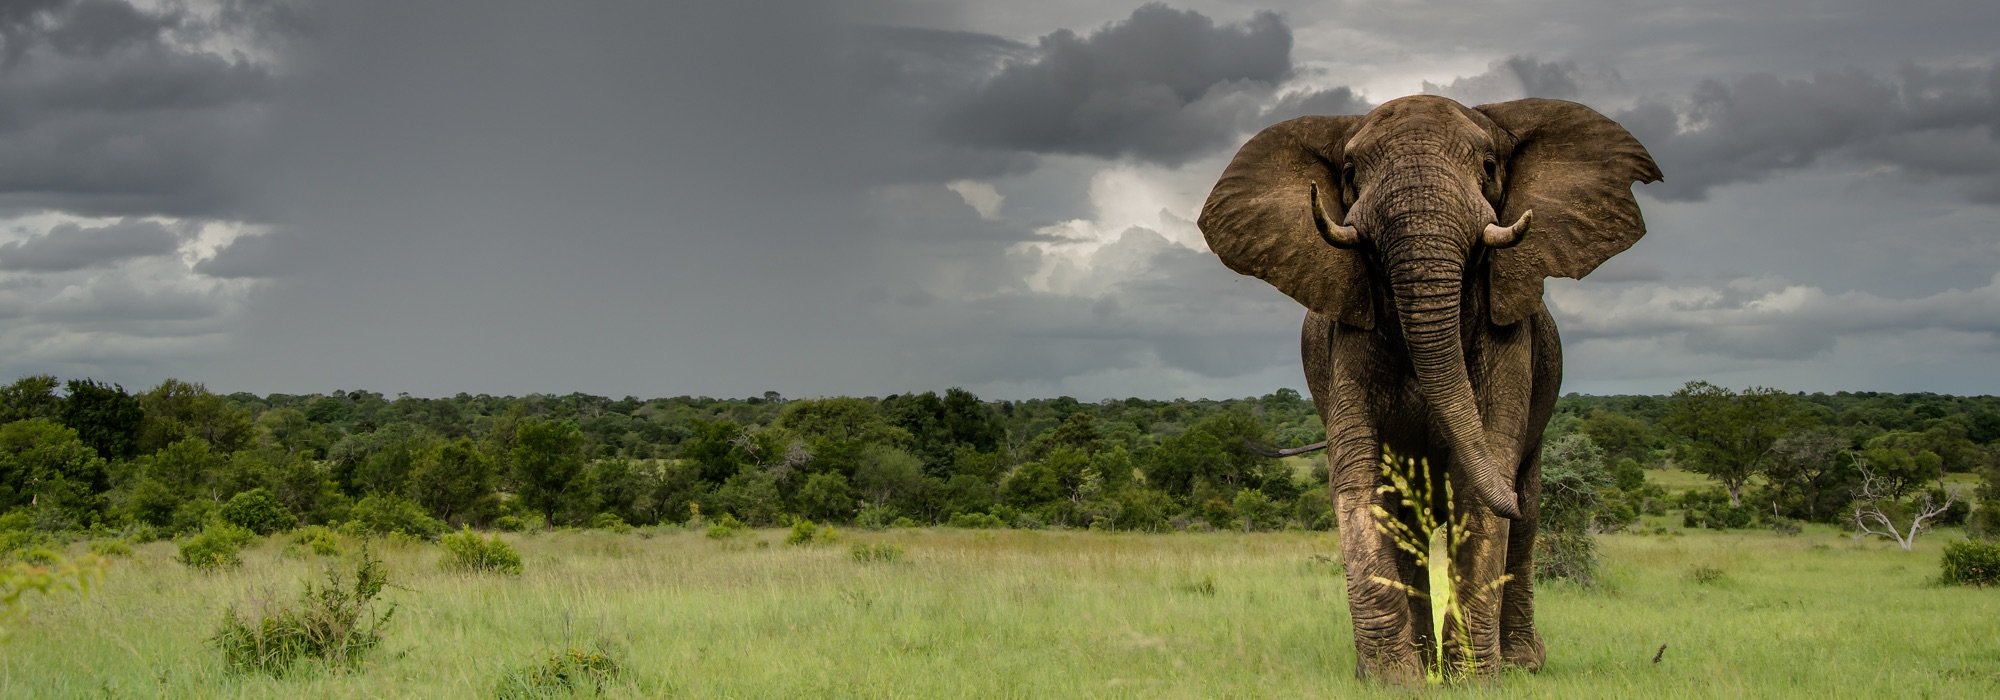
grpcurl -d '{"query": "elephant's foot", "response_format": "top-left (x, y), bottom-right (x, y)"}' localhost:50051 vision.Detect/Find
top-left (1501, 629), bottom-right (1545, 672)
top-left (1354, 648), bottom-right (1426, 688)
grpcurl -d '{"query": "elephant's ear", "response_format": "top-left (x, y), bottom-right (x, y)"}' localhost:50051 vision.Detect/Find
top-left (1198, 115), bottom-right (1373, 329)
top-left (1477, 99), bottom-right (1662, 327)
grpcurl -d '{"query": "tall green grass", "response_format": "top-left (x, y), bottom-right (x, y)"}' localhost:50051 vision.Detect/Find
top-left (1, 526), bottom-right (1994, 697)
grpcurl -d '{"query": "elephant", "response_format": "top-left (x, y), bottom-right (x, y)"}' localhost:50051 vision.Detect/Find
top-left (1197, 95), bottom-right (1659, 683)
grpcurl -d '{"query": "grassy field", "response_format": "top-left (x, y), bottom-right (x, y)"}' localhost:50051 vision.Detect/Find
top-left (3, 521), bottom-right (1996, 699)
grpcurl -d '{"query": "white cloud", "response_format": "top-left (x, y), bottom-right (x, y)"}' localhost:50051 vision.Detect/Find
top-left (945, 180), bottom-right (1004, 220)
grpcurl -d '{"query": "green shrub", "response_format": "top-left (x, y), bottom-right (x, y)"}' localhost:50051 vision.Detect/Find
top-left (494, 646), bottom-right (621, 699)
top-left (1939, 539), bottom-right (2000, 587)
top-left (705, 513), bottom-right (746, 540)
top-left (210, 547), bottom-right (395, 675)
top-left (1687, 564), bottom-right (1728, 585)
top-left (169, 500), bottom-right (220, 536)
top-left (493, 513), bottom-right (548, 533)
top-left (854, 505), bottom-right (899, 530)
top-left (1680, 489), bottom-right (1755, 529)
top-left (87, 539), bottom-right (133, 558)
top-left (786, 519), bottom-right (839, 546)
top-left (178, 523), bottom-right (257, 570)
top-left (344, 494), bottom-right (446, 540)
top-left (1970, 506), bottom-right (2000, 540)
top-left (849, 542), bottom-right (904, 563)
top-left (889, 516), bottom-right (919, 529)
top-left (586, 512), bottom-right (632, 533)
top-left (438, 528), bottom-right (523, 576)
top-left (220, 488), bottom-right (298, 535)
top-left (1535, 530), bottom-right (1599, 585)
top-left (946, 512), bottom-right (1005, 529)
top-left (285, 525), bottom-right (342, 558)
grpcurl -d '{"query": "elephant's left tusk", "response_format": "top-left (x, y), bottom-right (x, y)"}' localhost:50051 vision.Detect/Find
top-left (1483, 209), bottom-right (1532, 249)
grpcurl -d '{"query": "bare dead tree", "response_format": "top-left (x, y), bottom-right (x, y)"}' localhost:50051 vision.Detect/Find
top-left (1851, 463), bottom-right (1959, 551)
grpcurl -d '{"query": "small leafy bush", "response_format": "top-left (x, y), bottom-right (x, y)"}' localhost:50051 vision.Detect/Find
top-left (1177, 575), bottom-right (1217, 597)
top-left (1679, 489), bottom-right (1755, 530)
top-left (438, 528), bottom-right (523, 576)
top-left (1687, 565), bottom-right (1728, 585)
top-left (179, 523), bottom-right (257, 570)
top-left (494, 646), bottom-right (621, 699)
top-left (786, 519), bottom-right (840, 546)
top-left (286, 525), bottom-right (343, 558)
top-left (587, 513), bottom-right (633, 533)
top-left (87, 539), bottom-right (133, 558)
top-left (1535, 530), bottom-right (1600, 585)
top-left (849, 543), bottom-right (904, 563)
top-left (210, 547), bottom-right (395, 675)
top-left (1939, 539), bottom-right (2000, 587)
top-left (220, 488), bottom-right (298, 535)
top-left (854, 505), bottom-right (900, 530)
top-left (344, 494), bottom-right (446, 540)
top-left (705, 513), bottom-right (747, 540)
top-left (946, 512), bottom-right (1005, 529)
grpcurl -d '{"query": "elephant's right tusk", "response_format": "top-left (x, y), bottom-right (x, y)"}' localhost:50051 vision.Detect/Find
top-left (1482, 209), bottom-right (1532, 249)
top-left (1310, 182), bottom-right (1361, 249)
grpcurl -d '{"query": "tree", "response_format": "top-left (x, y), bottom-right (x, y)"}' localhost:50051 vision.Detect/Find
top-left (60, 379), bottom-right (143, 461)
top-left (1661, 381), bottom-right (1808, 507)
top-left (852, 444), bottom-right (926, 511)
top-left (0, 419), bottom-right (108, 527)
top-left (1764, 427), bottom-right (1859, 522)
top-left (511, 420), bottom-right (586, 523)
top-left (1856, 431), bottom-right (1944, 500)
top-left (406, 438), bottom-right (495, 525)
top-left (137, 379), bottom-right (256, 454)
top-left (0, 375), bottom-right (63, 423)
top-left (1851, 464), bottom-right (1959, 551)
top-left (1580, 410), bottom-right (1653, 466)
top-left (795, 471), bottom-right (856, 521)
top-left (1143, 429), bottom-right (1230, 497)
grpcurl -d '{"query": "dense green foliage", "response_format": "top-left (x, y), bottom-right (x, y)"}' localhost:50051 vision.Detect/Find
top-left (0, 375), bottom-right (1994, 545)
top-left (1939, 539), bottom-right (2000, 587)
top-left (438, 528), bottom-right (524, 575)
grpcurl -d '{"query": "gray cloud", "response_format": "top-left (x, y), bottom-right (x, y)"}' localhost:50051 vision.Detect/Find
top-left (0, 218), bottom-right (180, 271)
top-left (1621, 62), bottom-right (2000, 202)
top-left (941, 3), bottom-right (1293, 164)
top-left (193, 231), bottom-right (285, 279)
top-left (0, 0), bottom-right (272, 219)
top-left (1421, 56), bottom-right (1621, 105)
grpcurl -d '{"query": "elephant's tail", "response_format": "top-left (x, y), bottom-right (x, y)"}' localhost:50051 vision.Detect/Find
top-left (1244, 440), bottom-right (1328, 458)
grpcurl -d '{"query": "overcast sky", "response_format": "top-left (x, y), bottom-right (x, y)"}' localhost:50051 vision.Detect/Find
top-left (1, 0), bottom-right (1997, 399)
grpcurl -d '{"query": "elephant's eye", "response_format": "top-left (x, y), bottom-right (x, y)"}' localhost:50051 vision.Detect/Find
top-left (1482, 155), bottom-right (1498, 181)
top-left (1341, 160), bottom-right (1356, 189)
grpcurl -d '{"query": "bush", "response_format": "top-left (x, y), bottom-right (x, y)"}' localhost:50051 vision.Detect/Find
top-left (785, 519), bottom-right (840, 546)
top-left (179, 523), bottom-right (257, 570)
top-left (1535, 530), bottom-right (1599, 585)
top-left (494, 647), bottom-right (621, 699)
top-left (587, 512), bottom-right (632, 533)
top-left (1687, 564), bottom-right (1728, 585)
top-left (169, 500), bottom-right (221, 536)
top-left (438, 528), bottom-right (523, 575)
top-left (210, 547), bottom-right (395, 675)
top-left (849, 542), bottom-right (904, 563)
top-left (854, 505), bottom-right (900, 530)
top-left (493, 513), bottom-right (548, 533)
top-left (344, 494), bottom-right (446, 540)
top-left (87, 539), bottom-right (133, 558)
top-left (1970, 507), bottom-right (2000, 540)
top-left (946, 512), bottom-right (1005, 529)
top-left (1939, 539), bottom-right (2000, 587)
top-left (1679, 489), bottom-right (1755, 529)
top-left (705, 513), bottom-right (747, 540)
top-left (287, 525), bottom-right (342, 558)
top-left (220, 488), bottom-right (298, 535)
top-left (1927, 488), bottom-right (1971, 527)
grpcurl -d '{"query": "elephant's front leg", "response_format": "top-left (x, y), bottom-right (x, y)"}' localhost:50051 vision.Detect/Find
top-left (1330, 430), bottom-right (1424, 685)
top-left (1442, 503), bottom-right (1510, 676)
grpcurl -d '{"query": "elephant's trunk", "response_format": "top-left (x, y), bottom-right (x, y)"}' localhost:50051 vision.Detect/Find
top-left (1387, 242), bottom-right (1522, 520)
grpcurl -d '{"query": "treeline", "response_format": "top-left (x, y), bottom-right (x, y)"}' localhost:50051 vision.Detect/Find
top-left (2, 374), bottom-right (1997, 540)
top-left (1548, 382), bottom-right (2000, 533)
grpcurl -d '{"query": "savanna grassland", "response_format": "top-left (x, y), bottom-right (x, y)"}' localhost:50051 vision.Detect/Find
top-left (5, 520), bottom-right (1996, 699)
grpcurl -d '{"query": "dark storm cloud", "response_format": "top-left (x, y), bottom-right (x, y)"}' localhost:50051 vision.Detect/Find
top-left (0, 0), bottom-right (272, 219)
top-left (1259, 85), bottom-right (1372, 123)
top-left (1422, 56), bottom-right (1597, 104)
top-left (1622, 62), bottom-right (2000, 203)
top-left (941, 3), bottom-right (1294, 164)
top-left (0, 218), bottom-right (180, 271)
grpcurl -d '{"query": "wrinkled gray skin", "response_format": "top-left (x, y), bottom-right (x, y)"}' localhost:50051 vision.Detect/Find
top-left (1199, 95), bottom-right (1659, 684)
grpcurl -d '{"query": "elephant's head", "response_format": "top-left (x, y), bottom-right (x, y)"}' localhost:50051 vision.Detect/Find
top-left (1198, 96), bottom-right (1660, 519)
